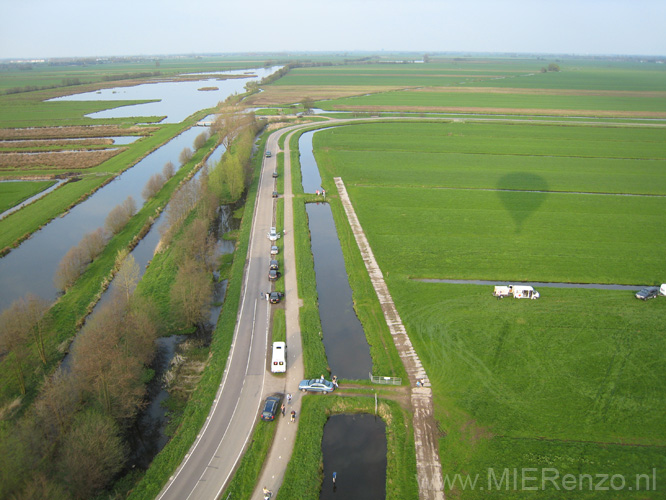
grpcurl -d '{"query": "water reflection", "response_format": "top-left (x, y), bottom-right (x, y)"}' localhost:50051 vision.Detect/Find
top-left (320, 414), bottom-right (386, 500)
top-left (306, 203), bottom-right (372, 379)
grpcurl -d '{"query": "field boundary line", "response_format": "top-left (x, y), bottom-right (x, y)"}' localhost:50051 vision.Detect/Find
top-left (334, 176), bottom-right (445, 500)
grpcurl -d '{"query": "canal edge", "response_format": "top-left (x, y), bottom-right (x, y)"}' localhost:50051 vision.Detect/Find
top-left (334, 177), bottom-right (445, 500)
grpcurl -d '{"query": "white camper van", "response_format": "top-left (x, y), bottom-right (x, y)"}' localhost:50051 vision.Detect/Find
top-left (493, 284), bottom-right (540, 299)
top-left (661, 284), bottom-right (666, 297)
top-left (271, 342), bottom-right (286, 373)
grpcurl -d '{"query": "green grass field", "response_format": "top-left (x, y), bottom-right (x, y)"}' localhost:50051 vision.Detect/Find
top-left (0, 180), bottom-right (55, 212)
top-left (319, 89), bottom-right (666, 114)
top-left (277, 59), bottom-right (666, 93)
top-left (311, 120), bottom-right (666, 498)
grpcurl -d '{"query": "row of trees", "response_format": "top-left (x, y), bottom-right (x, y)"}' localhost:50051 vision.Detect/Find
top-left (53, 196), bottom-right (136, 292)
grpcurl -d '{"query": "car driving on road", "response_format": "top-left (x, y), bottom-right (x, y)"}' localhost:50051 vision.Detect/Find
top-left (298, 379), bottom-right (335, 393)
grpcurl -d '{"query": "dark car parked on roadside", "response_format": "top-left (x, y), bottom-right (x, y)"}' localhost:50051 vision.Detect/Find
top-left (269, 260), bottom-right (279, 271)
top-left (260, 394), bottom-right (282, 421)
top-left (636, 287), bottom-right (659, 300)
top-left (269, 291), bottom-right (284, 304)
top-left (269, 269), bottom-right (280, 281)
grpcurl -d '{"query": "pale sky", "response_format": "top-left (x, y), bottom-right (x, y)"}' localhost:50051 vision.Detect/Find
top-left (1, 0), bottom-right (664, 59)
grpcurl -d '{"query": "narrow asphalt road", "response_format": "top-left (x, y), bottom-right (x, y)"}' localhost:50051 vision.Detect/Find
top-left (156, 134), bottom-right (281, 500)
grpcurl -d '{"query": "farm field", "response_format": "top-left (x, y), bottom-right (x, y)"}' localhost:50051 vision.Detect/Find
top-left (318, 89), bottom-right (666, 117)
top-left (312, 120), bottom-right (666, 498)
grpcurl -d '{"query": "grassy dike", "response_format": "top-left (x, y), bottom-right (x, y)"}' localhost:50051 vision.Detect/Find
top-left (0, 127), bottom-right (220, 408)
top-left (0, 113), bottom-right (209, 255)
top-left (127, 130), bottom-right (274, 499)
top-left (277, 395), bottom-right (419, 500)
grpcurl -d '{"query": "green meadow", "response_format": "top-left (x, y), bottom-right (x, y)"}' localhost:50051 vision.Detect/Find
top-left (311, 120), bottom-right (666, 498)
top-left (0, 180), bottom-right (55, 212)
top-left (319, 89), bottom-right (666, 114)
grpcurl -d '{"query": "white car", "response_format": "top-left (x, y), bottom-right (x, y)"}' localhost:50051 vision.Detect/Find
top-left (267, 227), bottom-right (281, 241)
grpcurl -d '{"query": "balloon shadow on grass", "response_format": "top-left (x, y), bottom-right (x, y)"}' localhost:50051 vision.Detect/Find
top-left (496, 173), bottom-right (549, 234)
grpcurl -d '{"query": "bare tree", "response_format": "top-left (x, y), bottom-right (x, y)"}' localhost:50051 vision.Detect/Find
top-left (223, 153), bottom-right (245, 200)
top-left (178, 147), bottom-right (193, 165)
top-left (114, 253), bottom-right (140, 304)
top-left (177, 218), bottom-right (218, 273)
top-left (78, 227), bottom-right (108, 263)
top-left (142, 172), bottom-right (166, 201)
top-left (13, 472), bottom-right (69, 500)
top-left (170, 257), bottom-right (213, 328)
top-left (164, 180), bottom-right (200, 233)
top-left (19, 293), bottom-right (50, 365)
top-left (104, 196), bottom-right (137, 235)
top-left (57, 410), bottom-right (127, 499)
top-left (163, 160), bottom-right (175, 179)
top-left (193, 131), bottom-right (208, 150)
top-left (0, 302), bottom-right (29, 394)
top-left (121, 299), bottom-right (158, 365)
top-left (72, 299), bottom-right (145, 423)
top-left (33, 369), bottom-right (80, 439)
top-left (54, 245), bottom-right (88, 291)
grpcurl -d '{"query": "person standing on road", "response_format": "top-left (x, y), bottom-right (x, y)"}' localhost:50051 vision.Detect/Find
top-left (281, 403), bottom-right (285, 417)
top-left (290, 410), bottom-right (296, 422)
top-left (287, 393), bottom-right (292, 405)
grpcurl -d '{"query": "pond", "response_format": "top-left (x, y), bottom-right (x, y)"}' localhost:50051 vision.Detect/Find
top-left (320, 413), bottom-right (387, 500)
top-left (306, 202), bottom-right (372, 379)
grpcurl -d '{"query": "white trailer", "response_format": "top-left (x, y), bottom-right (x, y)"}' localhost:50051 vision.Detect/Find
top-left (493, 284), bottom-right (540, 299)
